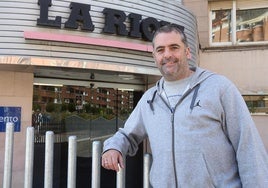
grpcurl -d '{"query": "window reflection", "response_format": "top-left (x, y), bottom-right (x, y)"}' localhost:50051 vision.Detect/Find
top-left (212, 8), bottom-right (268, 43)
top-left (237, 8), bottom-right (268, 42)
top-left (32, 84), bottom-right (135, 157)
top-left (212, 9), bottom-right (232, 42)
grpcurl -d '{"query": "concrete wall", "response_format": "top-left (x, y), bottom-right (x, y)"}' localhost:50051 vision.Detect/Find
top-left (0, 71), bottom-right (33, 187)
top-left (252, 115), bottom-right (268, 152)
top-left (199, 49), bottom-right (268, 94)
top-left (183, 0), bottom-right (209, 48)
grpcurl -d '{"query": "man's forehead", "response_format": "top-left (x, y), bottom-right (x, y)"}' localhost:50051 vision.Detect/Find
top-left (155, 31), bottom-right (181, 39)
top-left (154, 32), bottom-right (182, 45)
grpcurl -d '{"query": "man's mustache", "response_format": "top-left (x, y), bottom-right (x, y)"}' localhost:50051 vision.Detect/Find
top-left (161, 58), bottom-right (178, 65)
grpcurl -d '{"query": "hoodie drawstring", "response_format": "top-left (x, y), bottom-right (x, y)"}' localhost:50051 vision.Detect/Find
top-left (147, 83), bottom-right (201, 113)
top-left (147, 90), bottom-right (157, 112)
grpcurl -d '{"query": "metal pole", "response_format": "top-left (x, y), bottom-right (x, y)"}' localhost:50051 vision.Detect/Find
top-left (143, 153), bottom-right (152, 188)
top-left (91, 141), bottom-right (101, 188)
top-left (44, 131), bottom-right (54, 188)
top-left (3, 122), bottom-right (14, 188)
top-left (24, 127), bottom-right (35, 188)
top-left (116, 156), bottom-right (125, 188)
top-left (67, 136), bottom-right (77, 188)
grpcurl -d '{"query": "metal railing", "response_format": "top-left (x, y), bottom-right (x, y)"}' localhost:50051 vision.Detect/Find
top-left (2, 123), bottom-right (152, 188)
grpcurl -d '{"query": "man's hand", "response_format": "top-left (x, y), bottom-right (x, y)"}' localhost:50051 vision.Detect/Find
top-left (102, 149), bottom-right (124, 172)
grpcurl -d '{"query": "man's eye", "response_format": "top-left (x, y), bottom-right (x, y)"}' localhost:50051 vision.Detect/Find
top-left (171, 46), bottom-right (179, 50)
top-left (156, 49), bottom-right (164, 53)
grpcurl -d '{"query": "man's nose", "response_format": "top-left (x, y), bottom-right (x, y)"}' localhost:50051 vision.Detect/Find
top-left (163, 49), bottom-right (172, 58)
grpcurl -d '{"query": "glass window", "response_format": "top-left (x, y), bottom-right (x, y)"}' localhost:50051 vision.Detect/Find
top-left (210, 1), bottom-right (268, 45)
top-left (243, 95), bottom-right (268, 113)
top-left (212, 9), bottom-right (232, 43)
top-left (236, 8), bottom-right (268, 42)
top-left (32, 84), bottom-right (136, 156)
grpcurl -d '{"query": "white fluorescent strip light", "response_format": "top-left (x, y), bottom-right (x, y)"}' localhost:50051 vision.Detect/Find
top-left (34, 83), bottom-right (63, 87)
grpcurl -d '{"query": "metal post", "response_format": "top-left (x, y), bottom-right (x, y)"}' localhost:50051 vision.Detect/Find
top-left (91, 141), bottom-right (101, 188)
top-left (143, 153), bottom-right (152, 188)
top-left (67, 136), bottom-right (77, 188)
top-left (3, 122), bottom-right (14, 188)
top-left (24, 127), bottom-right (35, 188)
top-left (44, 131), bottom-right (54, 188)
top-left (116, 156), bottom-right (125, 188)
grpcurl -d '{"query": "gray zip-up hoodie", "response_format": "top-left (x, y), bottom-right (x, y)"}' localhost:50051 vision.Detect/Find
top-left (103, 67), bottom-right (268, 188)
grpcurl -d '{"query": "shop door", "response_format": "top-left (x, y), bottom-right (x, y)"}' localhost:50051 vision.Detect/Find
top-left (31, 68), bottom-right (148, 188)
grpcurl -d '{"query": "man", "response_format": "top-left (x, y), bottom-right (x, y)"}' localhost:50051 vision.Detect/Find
top-left (102, 24), bottom-right (268, 187)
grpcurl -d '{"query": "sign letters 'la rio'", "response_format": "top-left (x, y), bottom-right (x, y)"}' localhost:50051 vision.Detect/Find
top-left (37, 0), bottom-right (184, 41)
top-left (0, 107), bottom-right (21, 132)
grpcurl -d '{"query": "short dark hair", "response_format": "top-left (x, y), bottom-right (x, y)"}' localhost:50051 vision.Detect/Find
top-left (152, 24), bottom-right (188, 47)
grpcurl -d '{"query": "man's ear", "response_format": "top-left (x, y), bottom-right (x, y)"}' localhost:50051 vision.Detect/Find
top-left (186, 47), bottom-right (191, 59)
top-left (152, 51), bottom-right (155, 59)
top-left (152, 52), bottom-right (157, 63)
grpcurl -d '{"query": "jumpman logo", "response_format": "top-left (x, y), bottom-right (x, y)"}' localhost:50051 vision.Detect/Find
top-left (193, 100), bottom-right (201, 108)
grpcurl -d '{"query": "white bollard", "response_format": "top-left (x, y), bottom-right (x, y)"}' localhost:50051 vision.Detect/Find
top-left (44, 131), bottom-right (54, 188)
top-left (91, 141), bottom-right (101, 188)
top-left (143, 153), bottom-right (152, 188)
top-left (116, 156), bottom-right (126, 188)
top-left (24, 127), bottom-right (35, 188)
top-left (3, 122), bottom-right (14, 188)
top-left (67, 136), bottom-right (77, 188)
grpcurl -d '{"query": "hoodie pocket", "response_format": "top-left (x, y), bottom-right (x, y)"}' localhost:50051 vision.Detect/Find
top-left (176, 150), bottom-right (215, 188)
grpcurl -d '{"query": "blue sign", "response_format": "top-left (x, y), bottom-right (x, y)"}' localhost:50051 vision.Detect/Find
top-left (0, 107), bottom-right (21, 132)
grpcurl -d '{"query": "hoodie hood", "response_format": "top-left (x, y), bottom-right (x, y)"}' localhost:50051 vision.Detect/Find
top-left (147, 67), bottom-right (215, 112)
top-left (156, 67), bottom-right (215, 93)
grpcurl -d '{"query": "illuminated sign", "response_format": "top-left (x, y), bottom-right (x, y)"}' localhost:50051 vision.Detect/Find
top-left (0, 107), bottom-right (21, 132)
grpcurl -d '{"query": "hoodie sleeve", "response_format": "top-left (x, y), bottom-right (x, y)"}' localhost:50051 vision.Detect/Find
top-left (221, 81), bottom-right (268, 187)
top-left (103, 94), bottom-right (148, 156)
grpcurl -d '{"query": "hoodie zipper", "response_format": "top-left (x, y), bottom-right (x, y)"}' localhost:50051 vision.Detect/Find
top-left (159, 94), bottom-right (178, 187)
top-left (159, 85), bottom-right (199, 188)
top-left (170, 109), bottom-right (178, 188)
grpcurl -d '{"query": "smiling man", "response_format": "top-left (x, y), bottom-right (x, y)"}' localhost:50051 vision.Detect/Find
top-left (101, 24), bottom-right (268, 188)
top-left (152, 26), bottom-right (192, 81)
